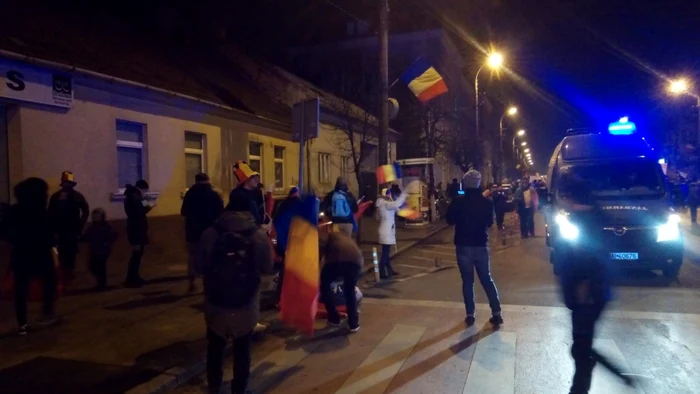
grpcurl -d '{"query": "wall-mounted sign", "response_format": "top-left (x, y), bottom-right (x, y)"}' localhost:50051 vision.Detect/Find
top-left (0, 59), bottom-right (73, 108)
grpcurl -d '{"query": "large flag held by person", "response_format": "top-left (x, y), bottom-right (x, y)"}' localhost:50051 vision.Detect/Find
top-left (399, 58), bottom-right (449, 103)
top-left (376, 162), bottom-right (403, 184)
top-left (280, 195), bottom-right (320, 335)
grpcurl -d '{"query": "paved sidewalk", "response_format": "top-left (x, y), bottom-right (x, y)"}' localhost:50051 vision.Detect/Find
top-left (0, 215), bottom-right (447, 394)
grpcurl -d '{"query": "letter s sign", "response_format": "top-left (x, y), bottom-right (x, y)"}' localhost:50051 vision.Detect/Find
top-left (6, 70), bottom-right (25, 91)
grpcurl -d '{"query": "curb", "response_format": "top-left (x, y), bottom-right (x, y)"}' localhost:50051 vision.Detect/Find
top-left (129, 224), bottom-right (450, 394)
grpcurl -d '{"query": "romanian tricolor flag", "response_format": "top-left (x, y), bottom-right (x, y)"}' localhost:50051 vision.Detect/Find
top-left (376, 162), bottom-right (403, 184)
top-left (399, 58), bottom-right (448, 103)
top-left (280, 195), bottom-right (320, 335)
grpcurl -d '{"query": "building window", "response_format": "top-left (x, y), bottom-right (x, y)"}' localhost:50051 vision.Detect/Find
top-left (274, 146), bottom-right (285, 190)
top-left (319, 153), bottom-right (331, 184)
top-left (185, 132), bottom-right (205, 184)
top-left (340, 156), bottom-right (351, 178)
top-left (248, 141), bottom-right (263, 178)
top-left (116, 120), bottom-right (145, 189)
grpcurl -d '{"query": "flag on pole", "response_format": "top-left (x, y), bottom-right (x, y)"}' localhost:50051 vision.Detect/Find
top-left (376, 162), bottom-right (403, 184)
top-left (399, 58), bottom-right (448, 103)
top-left (280, 195), bottom-right (320, 335)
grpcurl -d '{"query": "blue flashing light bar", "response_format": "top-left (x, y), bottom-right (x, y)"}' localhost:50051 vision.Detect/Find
top-left (608, 117), bottom-right (636, 135)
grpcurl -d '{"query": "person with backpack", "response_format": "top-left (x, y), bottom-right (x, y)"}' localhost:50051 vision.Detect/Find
top-left (48, 171), bottom-right (89, 284)
top-left (376, 188), bottom-right (408, 279)
top-left (324, 177), bottom-right (358, 237)
top-left (197, 193), bottom-right (273, 394)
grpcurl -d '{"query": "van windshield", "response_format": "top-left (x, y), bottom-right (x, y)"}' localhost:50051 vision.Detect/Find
top-left (558, 161), bottom-right (664, 200)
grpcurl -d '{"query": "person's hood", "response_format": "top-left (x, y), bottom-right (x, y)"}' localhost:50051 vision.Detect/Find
top-left (216, 210), bottom-right (258, 232)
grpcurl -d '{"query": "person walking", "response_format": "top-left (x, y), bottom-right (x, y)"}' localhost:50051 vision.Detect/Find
top-left (516, 179), bottom-right (538, 238)
top-left (376, 188), bottom-right (408, 279)
top-left (198, 193), bottom-right (273, 394)
top-left (447, 178), bottom-right (460, 200)
top-left (490, 184), bottom-right (507, 230)
top-left (324, 177), bottom-right (358, 237)
top-left (82, 208), bottom-right (117, 290)
top-left (2, 178), bottom-right (58, 335)
top-left (319, 231), bottom-right (363, 333)
top-left (48, 171), bottom-right (89, 284)
top-left (181, 173), bottom-right (224, 293)
top-left (124, 180), bottom-right (153, 288)
top-left (446, 170), bottom-right (503, 327)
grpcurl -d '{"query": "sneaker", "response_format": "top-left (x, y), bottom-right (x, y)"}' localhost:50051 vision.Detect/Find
top-left (349, 325), bottom-right (360, 333)
top-left (465, 316), bottom-right (476, 327)
top-left (489, 315), bottom-right (504, 326)
top-left (254, 323), bottom-right (266, 333)
top-left (18, 324), bottom-right (28, 336)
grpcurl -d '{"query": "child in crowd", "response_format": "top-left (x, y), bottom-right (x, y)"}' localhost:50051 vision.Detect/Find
top-left (82, 208), bottom-right (117, 290)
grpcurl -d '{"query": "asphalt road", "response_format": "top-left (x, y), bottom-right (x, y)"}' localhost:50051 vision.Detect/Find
top-left (363, 213), bottom-right (700, 315)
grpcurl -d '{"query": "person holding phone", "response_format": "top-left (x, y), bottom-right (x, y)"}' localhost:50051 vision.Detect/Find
top-left (124, 179), bottom-right (153, 287)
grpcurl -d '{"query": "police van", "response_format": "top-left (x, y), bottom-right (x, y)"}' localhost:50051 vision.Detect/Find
top-left (545, 117), bottom-right (684, 278)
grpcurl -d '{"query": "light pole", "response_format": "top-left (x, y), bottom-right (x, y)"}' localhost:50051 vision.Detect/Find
top-left (498, 106), bottom-right (517, 181)
top-left (474, 52), bottom-right (503, 172)
top-left (668, 78), bottom-right (700, 145)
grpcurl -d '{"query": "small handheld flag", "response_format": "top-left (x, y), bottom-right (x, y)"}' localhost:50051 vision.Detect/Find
top-left (399, 58), bottom-right (448, 103)
top-left (376, 162), bottom-right (403, 184)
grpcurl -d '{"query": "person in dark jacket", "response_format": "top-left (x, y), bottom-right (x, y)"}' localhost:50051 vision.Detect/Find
top-left (490, 184), bottom-right (507, 229)
top-left (181, 173), bottom-right (224, 293)
top-left (323, 177), bottom-right (358, 236)
top-left (319, 231), bottom-right (363, 333)
top-left (124, 180), bottom-right (153, 287)
top-left (3, 178), bottom-right (58, 335)
top-left (447, 178), bottom-right (460, 200)
top-left (82, 208), bottom-right (117, 290)
top-left (230, 161), bottom-right (264, 226)
top-left (446, 170), bottom-right (503, 327)
top-left (48, 171), bottom-right (89, 283)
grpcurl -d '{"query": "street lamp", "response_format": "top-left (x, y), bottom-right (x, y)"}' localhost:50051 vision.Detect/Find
top-left (521, 141), bottom-right (527, 146)
top-left (517, 129), bottom-right (525, 136)
top-left (668, 77), bottom-right (700, 144)
top-left (498, 106), bottom-right (518, 181)
top-left (475, 51), bottom-right (504, 172)
top-left (524, 148), bottom-right (530, 153)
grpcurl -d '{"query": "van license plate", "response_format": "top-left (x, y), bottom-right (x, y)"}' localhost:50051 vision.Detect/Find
top-left (610, 253), bottom-right (638, 260)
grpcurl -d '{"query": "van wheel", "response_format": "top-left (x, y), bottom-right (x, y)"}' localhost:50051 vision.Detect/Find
top-left (663, 262), bottom-right (682, 278)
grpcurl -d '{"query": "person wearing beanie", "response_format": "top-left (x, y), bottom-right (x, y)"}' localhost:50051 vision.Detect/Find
top-left (197, 190), bottom-right (272, 394)
top-left (446, 170), bottom-right (503, 327)
top-left (181, 173), bottom-right (224, 293)
top-left (48, 171), bottom-right (89, 284)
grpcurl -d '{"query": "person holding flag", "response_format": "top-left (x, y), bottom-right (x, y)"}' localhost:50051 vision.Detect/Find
top-left (376, 188), bottom-right (407, 279)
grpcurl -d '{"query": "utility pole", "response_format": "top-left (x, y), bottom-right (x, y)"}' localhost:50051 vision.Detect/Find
top-left (378, 0), bottom-right (389, 166)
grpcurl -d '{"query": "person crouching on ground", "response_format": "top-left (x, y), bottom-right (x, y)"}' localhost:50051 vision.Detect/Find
top-left (2, 178), bottom-right (58, 335)
top-left (198, 193), bottom-right (273, 394)
top-left (82, 208), bottom-right (117, 291)
top-left (319, 231), bottom-right (363, 333)
top-left (376, 187), bottom-right (408, 279)
top-left (446, 170), bottom-right (503, 327)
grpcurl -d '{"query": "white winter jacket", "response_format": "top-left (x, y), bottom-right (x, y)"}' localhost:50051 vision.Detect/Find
top-left (376, 193), bottom-right (408, 245)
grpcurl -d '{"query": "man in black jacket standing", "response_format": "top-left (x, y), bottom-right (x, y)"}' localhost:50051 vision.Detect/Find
top-left (446, 170), bottom-right (503, 327)
top-left (124, 180), bottom-right (152, 287)
top-left (48, 171), bottom-right (89, 283)
top-left (181, 173), bottom-right (224, 293)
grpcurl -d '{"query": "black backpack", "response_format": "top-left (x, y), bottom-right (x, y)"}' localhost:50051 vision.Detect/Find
top-left (204, 225), bottom-right (260, 308)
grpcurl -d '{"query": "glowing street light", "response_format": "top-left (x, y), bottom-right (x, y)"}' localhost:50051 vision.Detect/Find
top-left (517, 129), bottom-right (525, 136)
top-left (488, 53), bottom-right (504, 69)
top-left (524, 148), bottom-right (530, 153)
top-left (507, 106), bottom-right (518, 115)
top-left (521, 141), bottom-right (527, 146)
top-left (475, 51), bottom-right (505, 170)
top-left (498, 105), bottom-right (519, 181)
top-left (669, 79), bottom-right (689, 95)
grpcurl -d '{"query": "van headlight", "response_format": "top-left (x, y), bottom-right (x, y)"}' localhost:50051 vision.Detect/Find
top-left (555, 213), bottom-right (579, 241)
top-left (657, 214), bottom-right (681, 242)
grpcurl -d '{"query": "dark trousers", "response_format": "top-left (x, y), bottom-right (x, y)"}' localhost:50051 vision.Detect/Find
top-left (519, 207), bottom-right (535, 236)
top-left (14, 268), bottom-right (57, 326)
top-left (207, 328), bottom-right (252, 394)
top-left (378, 244), bottom-right (393, 277)
top-left (455, 246), bottom-right (501, 316)
top-left (320, 262), bottom-right (361, 329)
top-left (495, 210), bottom-right (505, 229)
top-left (690, 204), bottom-right (697, 223)
top-left (126, 245), bottom-right (144, 283)
top-left (89, 253), bottom-right (109, 289)
top-left (57, 237), bottom-right (78, 280)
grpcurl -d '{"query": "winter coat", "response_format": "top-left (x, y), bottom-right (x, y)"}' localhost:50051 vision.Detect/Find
top-left (376, 193), bottom-right (408, 245)
top-left (48, 188), bottom-right (89, 238)
top-left (446, 188), bottom-right (494, 247)
top-left (516, 186), bottom-right (539, 211)
top-left (323, 189), bottom-right (359, 224)
top-left (124, 185), bottom-right (150, 246)
top-left (82, 221), bottom-right (118, 256)
top-left (181, 183), bottom-right (224, 243)
top-left (320, 231), bottom-right (363, 267)
top-left (3, 203), bottom-right (55, 276)
top-left (228, 186), bottom-right (264, 225)
top-left (197, 211), bottom-right (273, 339)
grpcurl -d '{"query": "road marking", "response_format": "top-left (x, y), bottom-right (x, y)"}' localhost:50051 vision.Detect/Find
top-left (591, 339), bottom-right (644, 394)
top-left (412, 255), bottom-right (458, 264)
top-left (415, 249), bottom-right (457, 257)
top-left (395, 263), bottom-right (432, 270)
top-left (463, 331), bottom-right (516, 394)
top-left (249, 338), bottom-right (323, 393)
top-left (361, 297), bottom-right (700, 322)
top-left (335, 324), bottom-right (425, 394)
